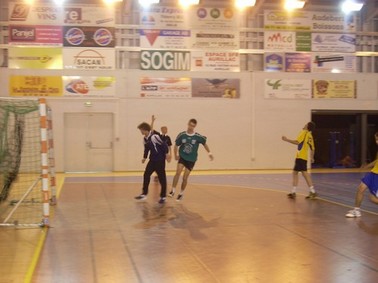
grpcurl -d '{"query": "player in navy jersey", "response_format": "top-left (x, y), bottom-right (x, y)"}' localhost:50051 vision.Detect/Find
top-left (135, 122), bottom-right (170, 204)
top-left (169, 118), bottom-right (214, 201)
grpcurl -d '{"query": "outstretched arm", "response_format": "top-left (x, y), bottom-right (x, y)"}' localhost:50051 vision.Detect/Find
top-left (282, 136), bottom-right (299, 145)
top-left (203, 144), bottom-right (214, 161)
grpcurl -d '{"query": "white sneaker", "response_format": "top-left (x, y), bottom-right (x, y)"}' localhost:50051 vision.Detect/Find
top-left (345, 209), bottom-right (361, 218)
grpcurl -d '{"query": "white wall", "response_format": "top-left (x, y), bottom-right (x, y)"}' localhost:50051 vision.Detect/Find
top-left (1, 68), bottom-right (377, 172)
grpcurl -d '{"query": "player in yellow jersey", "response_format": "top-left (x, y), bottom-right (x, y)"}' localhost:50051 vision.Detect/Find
top-left (346, 132), bottom-right (378, 218)
top-left (282, 122), bottom-right (317, 199)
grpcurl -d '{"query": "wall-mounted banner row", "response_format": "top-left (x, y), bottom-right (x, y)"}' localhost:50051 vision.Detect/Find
top-left (264, 79), bottom-right (356, 99)
top-left (8, 47), bottom-right (115, 70)
top-left (140, 77), bottom-right (240, 98)
top-left (9, 75), bottom-right (116, 97)
top-left (9, 2), bottom-right (115, 26)
top-left (264, 52), bottom-right (356, 73)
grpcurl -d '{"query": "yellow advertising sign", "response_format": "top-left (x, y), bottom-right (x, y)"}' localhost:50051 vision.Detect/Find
top-left (312, 80), bottom-right (356, 99)
top-left (8, 47), bottom-right (63, 69)
top-left (10, 76), bottom-right (63, 97)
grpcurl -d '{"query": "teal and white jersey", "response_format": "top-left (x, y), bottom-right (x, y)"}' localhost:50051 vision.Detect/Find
top-left (175, 131), bottom-right (207, 162)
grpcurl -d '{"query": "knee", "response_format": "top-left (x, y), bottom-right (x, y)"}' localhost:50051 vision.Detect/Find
top-left (369, 194), bottom-right (378, 204)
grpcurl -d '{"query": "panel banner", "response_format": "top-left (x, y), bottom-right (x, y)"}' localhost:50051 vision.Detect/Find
top-left (191, 78), bottom-right (240, 98)
top-left (264, 79), bottom-right (311, 99)
top-left (63, 26), bottom-right (115, 47)
top-left (9, 75), bottom-right (63, 96)
top-left (8, 47), bottom-right (62, 69)
top-left (312, 53), bottom-right (356, 73)
top-left (312, 80), bottom-right (356, 98)
top-left (9, 25), bottom-right (63, 45)
top-left (140, 29), bottom-right (191, 49)
top-left (63, 47), bottom-right (115, 70)
top-left (191, 51), bottom-right (240, 72)
top-left (140, 77), bottom-right (191, 98)
top-left (63, 76), bottom-right (115, 96)
top-left (311, 33), bottom-right (356, 52)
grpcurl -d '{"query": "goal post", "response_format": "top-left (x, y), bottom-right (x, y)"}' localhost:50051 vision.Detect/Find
top-left (0, 98), bottom-right (56, 227)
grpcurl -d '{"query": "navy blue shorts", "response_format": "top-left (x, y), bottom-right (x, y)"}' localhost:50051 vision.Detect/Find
top-left (361, 172), bottom-right (378, 197)
top-left (178, 157), bottom-right (195, 171)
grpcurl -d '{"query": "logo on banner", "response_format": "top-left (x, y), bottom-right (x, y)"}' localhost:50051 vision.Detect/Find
top-left (93, 28), bottom-right (113, 46)
top-left (141, 29), bottom-right (160, 46)
top-left (65, 27), bottom-right (85, 45)
top-left (65, 79), bottom-right (89, 94)
top-left (74, 49), bottom-right (105, 67)
top-left (10, 4), bottom-right (30, 21)
top-left (64, 7), bottom-right (85, 24)
top-left (11, 26), bottom-right (36, 41)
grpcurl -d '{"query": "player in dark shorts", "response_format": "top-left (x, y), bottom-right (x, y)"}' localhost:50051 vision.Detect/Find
top-left (168, 119), bottom-right (213, 201)
top-left (282, 122), bottom-right (317, 199)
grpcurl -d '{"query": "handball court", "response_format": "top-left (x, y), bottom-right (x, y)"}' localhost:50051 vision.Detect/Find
top-left (1, 170), bottom-right (378, 283)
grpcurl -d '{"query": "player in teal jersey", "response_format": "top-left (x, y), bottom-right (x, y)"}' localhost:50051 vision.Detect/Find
top-left (169, 119), bottom-right (214, 201)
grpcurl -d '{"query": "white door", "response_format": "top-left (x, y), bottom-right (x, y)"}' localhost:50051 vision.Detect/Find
top-left (64, 113), bottom-right (114, 172)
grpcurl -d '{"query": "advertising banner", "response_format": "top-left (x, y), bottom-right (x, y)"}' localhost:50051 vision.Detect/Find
top-left (191, 51), bottom-right (240, 72)
top-left (264, 79), bottom-right (311, 99)
top-left (264, 31), bottom-right (296, 51)
top-left (63, 5), bottom-right (115, 26)
top-left (9, 2), bottom-right (63, 25)
top-left (140, 6), bottom-right (186, 29)
top-left (312, 53), bottom-right (356, 73)
top-left (9, 75), bottom-right (63, 97)
top-left (140, 50), bottom-right (191, 71)
top-left (63, 76), bottom-right (115, 96)
top-left (264, 10), bottom-right (311, 31)
top-left (188, 7), bottom-right (240, 30)
top-left (264, 10), bottom-right (356, 32)
top-left (63, 47), bottom-right (115, 70)
top-left (140, 29), bottom-right (191, 49)
top-left (312, 80), bottom-right (356, 98)
top-left (264, 53), bottom-right (284, 72)
top-left (8, 47), bottom-right (62, 69)
top-left (63, 26), bottom-right (115, 47)
top-left (9, 25), bottom-right (63, 45)
top-left (9, 3), bottom-right (114, 26)
top-left (191, 30), bottom-right (239, 50)
top-left (140, 77), bottom-right (191, 98)
top-left (311, 33), bottom-right (356, 52)
top-left (285, 53), bottom-right (311, 73)
top-left (191, 78), bottom-right (240, 98)
top-left (311, 12), bottom-right (355, 32)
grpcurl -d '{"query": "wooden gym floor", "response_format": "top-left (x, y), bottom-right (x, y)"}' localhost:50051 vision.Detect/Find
top-left (1, 170), bottom-right (378, 283)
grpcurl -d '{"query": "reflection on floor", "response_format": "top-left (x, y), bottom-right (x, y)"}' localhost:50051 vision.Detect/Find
top-left (27, 171), bottom-right (378, 283)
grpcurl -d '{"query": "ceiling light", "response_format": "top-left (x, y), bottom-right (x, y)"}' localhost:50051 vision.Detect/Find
top-left (138, 0), bottom-right (160, 8)
top-left (179, 0), bottom-right (200, 7)
top-left (341, 0), bottom-right (364, 14)
top-left (235, 0), bottom-right (256, 9)
top-left (284, 0), bottom-right (306, 10)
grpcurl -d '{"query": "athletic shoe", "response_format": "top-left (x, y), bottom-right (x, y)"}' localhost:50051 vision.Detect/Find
top-left (345, 209), bottom-right (361, 218)
top-left (168, 190), bottom-right (175, 198)
top-left (134, 194), bottom-right (146, 200)
top-left (176, 194), bottom-right (184, 201)
top-left (305, 192), bottom-right (318, 199)
top-left (158, 197), bottom-right (166, 204)
top-left (287, 193), bottom-right (296, 199)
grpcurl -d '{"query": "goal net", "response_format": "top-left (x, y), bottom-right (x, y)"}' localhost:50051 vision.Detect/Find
top-left (0, 98), bottom-right (56, 227)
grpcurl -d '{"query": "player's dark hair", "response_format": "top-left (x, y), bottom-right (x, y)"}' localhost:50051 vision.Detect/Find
top-left (307, 122), bottom-right (316, 132)
top-left (138, 122), bottom-right (151, 131)
top-left (189, 118), bottom-right (197, 125)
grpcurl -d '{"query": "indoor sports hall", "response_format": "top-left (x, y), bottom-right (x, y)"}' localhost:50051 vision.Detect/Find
top-left (1, 0), bottom-right (378, 282)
